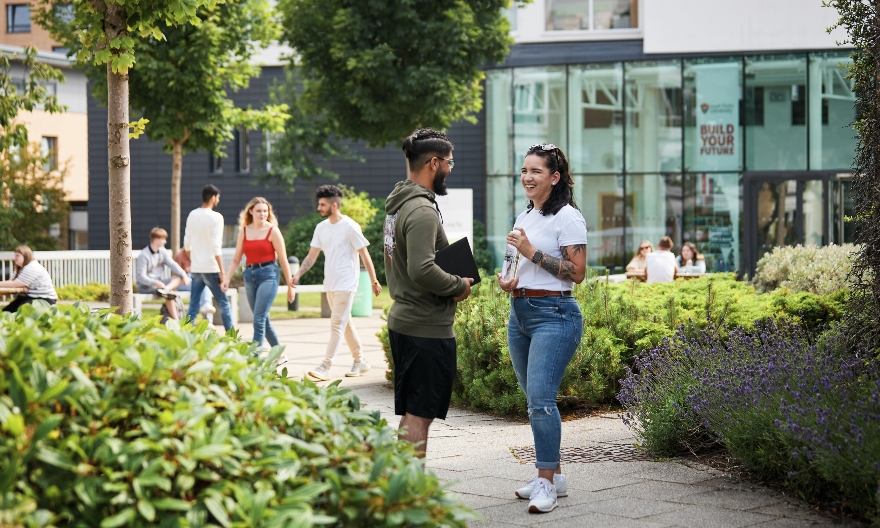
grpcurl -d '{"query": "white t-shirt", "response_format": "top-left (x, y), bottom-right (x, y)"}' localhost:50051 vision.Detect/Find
top-left (646, 250), bottom-right (677, 283)
top-left (16, 261), bottom-right (57, 299)
top-left (513, 205), bottom-right (588, 291)
top-left (183, 207), bottom-right (224, 273)
top-left (310, 216), bottom-right (369, 292)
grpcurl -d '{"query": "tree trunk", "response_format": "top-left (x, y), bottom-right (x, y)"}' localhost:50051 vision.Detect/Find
top-left (171, 139), bottom-right (183, 253)
top-left (105, 4), bottom-right (132, 314)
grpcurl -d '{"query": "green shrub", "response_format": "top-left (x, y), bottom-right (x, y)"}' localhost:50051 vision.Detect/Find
top-left (0, 303), bottom-right (475, 527)
top-left (381, 273), bottom-right (849, 418)
top-left (55, 282), bottom-right (111, 302)
top-left (753, 244), bottom-right (859, 295)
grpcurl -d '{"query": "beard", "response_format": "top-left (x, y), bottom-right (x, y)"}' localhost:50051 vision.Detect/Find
top-left (432, 167), bottom-right (450, 196)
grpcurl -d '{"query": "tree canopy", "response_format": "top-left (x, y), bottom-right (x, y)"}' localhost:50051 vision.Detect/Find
top-left (0, 47), bottom-right (64, 153)
top-left (278, 0), bottom-right (514, 146)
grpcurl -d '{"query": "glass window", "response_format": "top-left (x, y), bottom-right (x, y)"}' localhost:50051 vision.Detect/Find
top-left (809, 52), bottom-right (856, 170)
top-left (209, 152), bottom-right (222, 174)
top-left (6, 4), bottom-right (30, 33)
top-left (576, 174), bottom-right (626, 272)
top-left (545, 0), bottom-right (637, 31)
top-left (568, 62), bottom-right (623, 173)
top-left (487, 69), bottom-right (513, 176)
top-left (683, 173), bottom-right (741, 273)
top-left (744, 54), bottom-right (808, 171)
top-left (626, 173), bottom-right (683, 259)
top-left (504, 4), bottom-right (518, 32)
top-left (513, 66), bottom-right (567, 163)
top-left (625, 60), bottom-right (682, 173)
top-left (486, 175), bottom-right (516, 270)
top-left (235, 128), bottom-right (249, 173)
top-left (41, 137), bottom-right (57, 171)
top-left (684, 57), bottom-right (742, 172)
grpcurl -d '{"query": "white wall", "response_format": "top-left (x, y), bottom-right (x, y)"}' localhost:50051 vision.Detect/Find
top-left (643, 0), bottom-right (846, 54)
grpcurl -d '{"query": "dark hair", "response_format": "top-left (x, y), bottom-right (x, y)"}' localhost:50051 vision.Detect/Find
top-left (315, 184), bottom-right (343, 200)
top-left (681, 241), bottom-right (704, 261)
top-left (202, 184), bottom-right (220, 203)
top-left (401, 128), bottom-right (453, 172)
top-left (524, 145), bottom-right (577, 216)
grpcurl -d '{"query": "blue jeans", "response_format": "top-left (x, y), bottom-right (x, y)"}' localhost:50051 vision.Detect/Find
top-left (507, 295), bottom-right (583, 470)
top-left (186, 272), bottom-right (234, 331)
top-left (243, 264), bottom-right (279, 347)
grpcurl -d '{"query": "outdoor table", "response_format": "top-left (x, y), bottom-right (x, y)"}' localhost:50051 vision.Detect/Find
top-left (625, 270), bottom-right (646, 281)
top-left (677, 273), bottom-right (708, 280)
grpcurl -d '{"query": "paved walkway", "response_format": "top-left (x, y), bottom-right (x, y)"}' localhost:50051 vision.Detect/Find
top-left (231, 311), bottom-right (858, 526)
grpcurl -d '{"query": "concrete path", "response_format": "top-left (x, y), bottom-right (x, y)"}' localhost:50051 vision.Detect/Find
top-left (231, 311), bottom-right (861, 526)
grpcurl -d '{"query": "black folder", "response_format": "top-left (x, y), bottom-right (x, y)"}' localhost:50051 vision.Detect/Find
top-left (434, 237), bottom-right (482, 285)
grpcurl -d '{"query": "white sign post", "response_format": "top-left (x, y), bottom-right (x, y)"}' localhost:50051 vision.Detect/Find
top-left (434, 188), bottom-right (474, 246)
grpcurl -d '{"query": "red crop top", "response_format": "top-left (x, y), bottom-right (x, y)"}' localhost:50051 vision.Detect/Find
top-left (242, 226), bottom-right (276, 264)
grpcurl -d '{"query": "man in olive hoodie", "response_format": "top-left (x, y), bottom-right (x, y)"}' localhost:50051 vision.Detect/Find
top-left (384, 128), bottom-right (474, 458)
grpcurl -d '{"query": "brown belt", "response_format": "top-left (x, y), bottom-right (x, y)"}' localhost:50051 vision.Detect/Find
top-left (511, 289), bottom-right (572, 298)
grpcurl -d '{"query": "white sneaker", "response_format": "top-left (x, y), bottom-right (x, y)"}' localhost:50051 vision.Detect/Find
top-left (516, 473), bottom-right (567, 499)
top-left (200, 304), bottom-right (216, 315)
top-left (527, 478), bottom-right (558, 513)
top-left (308, 362), bottom-right (332, 381)
top-left (345, 360), bottom-right (371, 377)
top-left (157, 288), bottom-right (177, 300)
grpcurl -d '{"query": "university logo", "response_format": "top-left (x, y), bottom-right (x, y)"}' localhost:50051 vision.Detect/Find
top-left (700, 103), bottom-right (710, 113)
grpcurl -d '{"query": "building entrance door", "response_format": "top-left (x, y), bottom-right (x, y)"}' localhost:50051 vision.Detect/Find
top-left (743, 172), bottom-right (846, 277)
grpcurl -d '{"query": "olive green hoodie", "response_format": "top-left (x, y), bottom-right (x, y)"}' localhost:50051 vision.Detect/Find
top-left (384, 180), bottom-right (467, 339)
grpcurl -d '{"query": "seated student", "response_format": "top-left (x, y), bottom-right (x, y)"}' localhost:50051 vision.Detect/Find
top-left (645, 236), bottom-right (678, 283)
top-left (676, 241), bottom-right (707, 274)
top-left (135, 228), bottom-right (190, 320)
top-left (625, 240), bottom-right (654, 280)
top-left (0, 245), bottom-right (58, 312)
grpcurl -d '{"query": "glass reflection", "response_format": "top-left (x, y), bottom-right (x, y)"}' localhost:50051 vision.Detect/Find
top-left (576, 174), bottom-right (626, 272)
top-left (568, 62), bottom-right (623, 173)
top-left (684, 173), bottom-right (741, 272)
top-left (625, 60), bottom-right (682, 173)
top-left (809, 52), bottom-right (856, 170)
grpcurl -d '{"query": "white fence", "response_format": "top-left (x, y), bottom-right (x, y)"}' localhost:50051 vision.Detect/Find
top-left (0, 249), bottom-right (238, 287)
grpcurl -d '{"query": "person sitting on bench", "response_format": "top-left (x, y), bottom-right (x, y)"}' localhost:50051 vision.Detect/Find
top-left (135, 227), bottom-right (190, 320)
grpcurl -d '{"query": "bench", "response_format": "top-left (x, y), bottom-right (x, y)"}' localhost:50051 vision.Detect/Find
top-left (132, 289), bottom-right (239, 326)
top-left (294, 285), bottom-right (331, 318)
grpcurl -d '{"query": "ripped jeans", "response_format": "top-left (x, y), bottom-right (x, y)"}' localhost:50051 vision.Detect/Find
top-left (508, 295), bottom-right (583, 470)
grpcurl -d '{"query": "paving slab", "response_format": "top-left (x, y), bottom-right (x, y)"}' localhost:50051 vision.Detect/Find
top-left (234, 313), bottom-right (861, 528)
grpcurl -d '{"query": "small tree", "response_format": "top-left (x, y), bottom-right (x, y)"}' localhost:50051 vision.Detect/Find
top-left (277, 0), bottom-right (515, 146)
top-left (257, 67), bottom-right (359, 193)
top-left (826, 0), bottom-right (880, 350)
top-left (61, 0), bottom-right (289, 252)
top-left (36, 0), bottom-right (219, 313)
top-left (0, 143), bottom-right (70, 250)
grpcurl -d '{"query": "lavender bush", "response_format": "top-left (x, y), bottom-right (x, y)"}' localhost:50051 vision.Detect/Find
top-left (620, 319), bottom-right (880, 519)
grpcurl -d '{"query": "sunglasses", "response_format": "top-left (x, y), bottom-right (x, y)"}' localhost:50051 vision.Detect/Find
top-left (425, 156), bottom-right (454, 169)
top-left (639, 246), bottom-right (651, 250)
top-left (529, 143), bottom-right (559, 166)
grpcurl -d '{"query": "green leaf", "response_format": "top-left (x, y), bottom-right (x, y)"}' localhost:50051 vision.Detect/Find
top-left (190, 443), bottom-right (233, 460)
top-left (4, 414), bottom-right (24, 436)
top-left (35, 448), bottom-right (76, 471)
top-left (100, 507), bottom-right (135, 528)
top-left (203, 495), bottom-right (230, 528)
top-left (152, 498), bottom-right (192, 511)
top-left (137, 499), bottom-right (156, 522)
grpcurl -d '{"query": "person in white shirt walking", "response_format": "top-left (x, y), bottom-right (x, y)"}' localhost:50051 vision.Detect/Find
top-left (645, 236), bottom-right (678, 283)
top-left (183, 184), bottom-right (234, 330)
top-left (292, 185), bottom-right (382, 381)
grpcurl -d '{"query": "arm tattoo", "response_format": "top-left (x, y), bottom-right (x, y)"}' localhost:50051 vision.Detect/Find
top-left (535, 244), bottom-right (585, 281)
top-left (299, 256), bottom-right (315, 275)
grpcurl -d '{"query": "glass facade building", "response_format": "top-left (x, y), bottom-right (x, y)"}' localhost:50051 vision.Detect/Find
top-left (485, 51), bottom-right (857, 275)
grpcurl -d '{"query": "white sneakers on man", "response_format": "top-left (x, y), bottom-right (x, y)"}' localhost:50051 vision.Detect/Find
top-left (516, 473), bottom-right (567, 499)
top-left (345, 360), bottom-right (371, 377)
top-left (526, 477), bottom-right (558, 513)
top-left (308, 361), bottom-right (332, 381)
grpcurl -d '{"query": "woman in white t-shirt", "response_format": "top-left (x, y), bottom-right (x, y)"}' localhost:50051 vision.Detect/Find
top-left (498, 144), bottom-right (587, 514)
top-left (1, 245), bottom-right (58, 312)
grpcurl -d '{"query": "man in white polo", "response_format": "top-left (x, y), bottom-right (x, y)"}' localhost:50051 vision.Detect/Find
top-left (292, 184), bottom-right (382, 381)
top-left (183, 184), bottom-right (234, 330)
top-left (645, 235), bottom-right (678, 283)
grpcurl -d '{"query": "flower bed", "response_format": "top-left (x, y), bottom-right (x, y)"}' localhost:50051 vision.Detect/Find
top-left (619, 319), bottom-right (879, 520)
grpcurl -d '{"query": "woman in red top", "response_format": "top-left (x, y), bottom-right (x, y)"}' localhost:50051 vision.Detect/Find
top-left (223, 197), bottom-right (294, 350)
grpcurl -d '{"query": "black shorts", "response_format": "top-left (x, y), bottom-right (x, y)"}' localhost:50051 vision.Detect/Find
top-left (389, 329), bottom-right (457, 420)
top-left (2, 295), bottom-right (57, 313)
